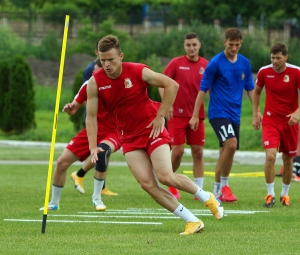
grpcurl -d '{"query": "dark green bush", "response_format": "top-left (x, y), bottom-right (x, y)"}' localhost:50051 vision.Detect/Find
top-left (0, 27), bottom-right (28, 61)
top-left (287, 37), bottom-right (300, 66)
top-left (238, 34), bottom-right (270, 72)
top-left (70, 18), bottom-right (130, 56)
top-left (1, 56), bottom-right (35, 134)
top-left (136, 21), bottom-right (223, 61)
top-left (30, 31), bottom-right (61, 60)
top-left (0, 61), bottom-right (10, 127)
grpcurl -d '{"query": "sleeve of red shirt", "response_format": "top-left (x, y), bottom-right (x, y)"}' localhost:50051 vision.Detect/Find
top-left (255, 69), bottom-right (265, 88)
top-left (74, 83), bottom-right (87, 104)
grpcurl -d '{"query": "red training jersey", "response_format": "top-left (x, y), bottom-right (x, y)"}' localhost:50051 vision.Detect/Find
top-left (93, 62), bottom-right (160, 143)
top-left (163, 55), bottom-right (208, 119)
top-left (74, 82), bottom-right (116, 133)
top-left (256, 63), bottom-right (300, 125)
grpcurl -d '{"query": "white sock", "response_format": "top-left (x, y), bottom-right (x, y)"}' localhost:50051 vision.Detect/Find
top-left (266, 182), bottom-right (275, 196)
top-left (220, 176), bottom-right (229, 188)
top-left (194, 187), bottom-right (210, 202)
top-left (281, 183), bottom-right (290, 197)
top-left (173, 204), bottom-right (199, 222)
top-left (92, 178), bottom-right (104, 200)
top-left (213, 182), bottom-right (220, 195)
top-left (50, 184), bottom-right (63, 205)
top-left (194, 177), bottom-right (204, 189)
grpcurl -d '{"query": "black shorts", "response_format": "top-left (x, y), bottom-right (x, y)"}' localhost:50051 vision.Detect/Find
top-left (209, 118), bottom-right (240, 149)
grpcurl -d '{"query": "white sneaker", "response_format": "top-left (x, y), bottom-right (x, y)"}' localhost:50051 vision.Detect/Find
top-left (92, 198), bottom-right (106, 211)
top-left (39, 204), bottom-right (59, 211)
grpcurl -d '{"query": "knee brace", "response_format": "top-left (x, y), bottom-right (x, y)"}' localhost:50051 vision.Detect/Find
top-left (94, 143), bottom-right (111, 173)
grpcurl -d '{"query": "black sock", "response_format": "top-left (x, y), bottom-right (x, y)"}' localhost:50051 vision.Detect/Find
top-left (77, 168), bottom-right (87, 177)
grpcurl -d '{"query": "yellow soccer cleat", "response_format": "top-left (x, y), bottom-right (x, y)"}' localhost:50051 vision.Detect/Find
top-left (70, 171), bottom-right (85, 194)
top-left (205, 192), bottom-right (224, 220)
top-left (101, 187), bottom-right (118, 196)
top-left (179, 220), bottom-right (204, 235)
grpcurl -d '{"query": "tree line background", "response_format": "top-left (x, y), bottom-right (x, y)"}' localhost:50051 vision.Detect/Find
top-left (1, 0), bottom-right (300, 29)
top-left (0, 0), bottom-right (300, 147)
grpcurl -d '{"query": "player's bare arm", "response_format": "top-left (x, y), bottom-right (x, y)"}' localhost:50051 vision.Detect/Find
top-left (189, 91), bottom-right (205, 131)
top-left (142, 67), bottom-right (179, 138)
top-left (252, 86), bottom-right (263, 130)
top-left (86, 77), bottom-right (100, 163)
top-left (158, 87), bottom-right (174, 120)
top-left (62, 101), bottom-right (81, 115)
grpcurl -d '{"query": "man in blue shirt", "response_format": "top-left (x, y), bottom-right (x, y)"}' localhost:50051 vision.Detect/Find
top-left (189, 28), bottom-right (254, 202)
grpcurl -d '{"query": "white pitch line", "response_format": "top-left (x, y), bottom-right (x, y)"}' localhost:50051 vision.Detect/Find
top-left (76, 212), bottom-right (214, 217)
top-left (78, 209), bottom-right (268, 215)
top-left (50, 214), bottom-right (182, 219)
top-left (3, 219), bottom-right (162, 225)
top-left (78, 211), bottom-right (177, 215)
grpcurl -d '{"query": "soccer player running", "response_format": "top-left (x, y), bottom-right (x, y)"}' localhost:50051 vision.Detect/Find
top-left (86, 35), bottom-right (223, 235)
top-left (189, 28), bottom-right (255, 203)
top-left (40, 59), bottom-right (121, 211)
top-left (159, 32), bottom-right (208, 200)
top-left (252, 43), bottom-right (300, 207)
top-left (71, 39), bottom-right (118, 196)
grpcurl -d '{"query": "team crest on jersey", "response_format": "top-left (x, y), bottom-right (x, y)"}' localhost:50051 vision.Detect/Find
top-left (199, 67), bottom-right (205, 75)
top-left (124, 78), bottom-right (133, 88)
top-left (283, 75), bottom-right (289, 82)
top-left (241, 73), bottom-right (245, 80)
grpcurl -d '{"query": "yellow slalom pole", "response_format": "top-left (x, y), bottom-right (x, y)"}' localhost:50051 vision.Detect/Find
top-left (41, 15), bottom-right (70, 234)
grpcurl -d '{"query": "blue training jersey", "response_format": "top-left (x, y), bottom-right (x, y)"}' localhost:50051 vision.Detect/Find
top-left (200, 52), bottom-right (254, 124)
top-left (83, 61), bottom-right (94, 83)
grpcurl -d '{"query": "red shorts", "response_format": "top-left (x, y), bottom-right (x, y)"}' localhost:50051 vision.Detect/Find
top-left (121, 127), bottom-right (171, 156)
top-left (167, 117), bottom-right (205, 146)
top-left (262, 123), bottom-right (298, 156)
top-left (66, 128), bottom-right (121, 161)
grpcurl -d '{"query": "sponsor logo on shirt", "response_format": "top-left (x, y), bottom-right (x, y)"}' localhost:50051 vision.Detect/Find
top-left (151, 138), bottom-right (162, 145)
top-left (99, 85), bottom-right (111, 90)
top-left (266, 75), bottom-right (275, 78)
top-left (267, 111), bottom-right (271, 116)
top-left (241, 73), bottom-right (245, 80)
top-left (199, 67), bottom-right (205, 75)
top-left (179, 66), bottom-right (190, 70)
top-left (179, 109), bottom-right (183, 113)
top-left (283, 75), bottom-right (289, 82)
top-left (124, 78), bottom-right (133, 88)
